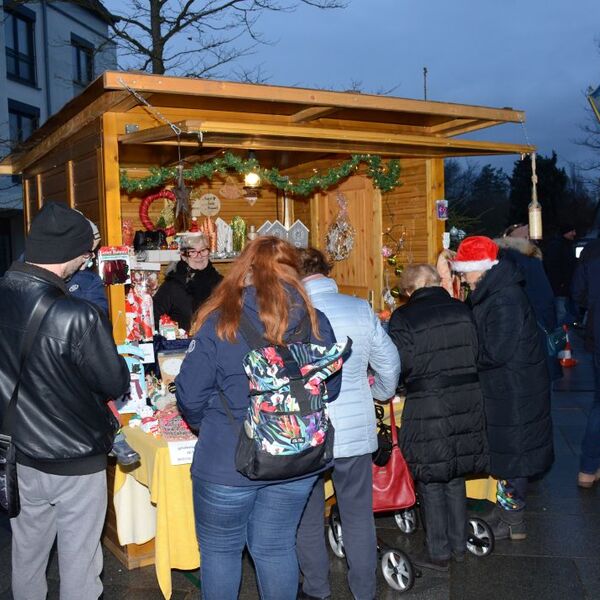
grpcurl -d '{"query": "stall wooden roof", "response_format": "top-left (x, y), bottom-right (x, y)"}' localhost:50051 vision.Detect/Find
top-left (0, 70), bottom-right (534, 175)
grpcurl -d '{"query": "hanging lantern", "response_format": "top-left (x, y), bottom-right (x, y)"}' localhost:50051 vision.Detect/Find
top-left (528, 152), bottom-right (543, 240)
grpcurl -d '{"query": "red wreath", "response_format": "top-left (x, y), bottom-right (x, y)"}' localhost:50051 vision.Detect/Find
top-left (139, 189), bottom-right (176, 236)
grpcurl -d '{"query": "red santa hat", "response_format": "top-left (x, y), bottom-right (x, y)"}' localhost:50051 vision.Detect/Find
top-left (452, 236), bottom-right (499, 273)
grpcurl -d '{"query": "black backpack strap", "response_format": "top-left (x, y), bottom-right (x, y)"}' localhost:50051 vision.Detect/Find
top-left (1, 290), bottom-right (63, 435)
top-left (238, 312), bottom-right (266, 349)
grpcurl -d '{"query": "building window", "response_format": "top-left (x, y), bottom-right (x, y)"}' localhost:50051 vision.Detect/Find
top-left (8, 99), bottom-right (40, 147)
top-left (4, 5), bottom-right (36, 85)
top-left (71, 34), bottom-right (94, 86)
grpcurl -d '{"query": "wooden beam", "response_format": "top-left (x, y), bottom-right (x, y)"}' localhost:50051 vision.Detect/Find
top-left (429, 119), bottom-right (503, 137)
top-left (0, 164), bottom-right (14, 175)
top-left (12, 91), bottom-right (131, 173)
top-left (117, 121), bottom-right (204, 145)
top-left (290, 106), bottom-right (339, 123)
top-left (103, 71), bottom-right (526, 124)
top-left (426, 158), bottom-right (446, 263)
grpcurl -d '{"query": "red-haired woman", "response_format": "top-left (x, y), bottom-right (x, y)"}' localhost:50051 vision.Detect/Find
top-left (176, 237), bottom-right (341, 600)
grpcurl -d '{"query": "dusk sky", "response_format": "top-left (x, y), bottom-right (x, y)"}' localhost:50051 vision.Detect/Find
top-left (108, 0), bottom-right (600, 174)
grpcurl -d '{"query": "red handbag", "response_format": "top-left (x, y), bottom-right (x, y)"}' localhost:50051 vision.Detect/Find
top-left (372, 397), bottom-right (416, 512)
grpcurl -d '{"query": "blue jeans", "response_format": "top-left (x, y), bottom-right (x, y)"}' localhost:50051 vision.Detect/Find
top-left (580, 354), bottom-right (600, 473)
top-left (193, 476), bottom-right (317, 600)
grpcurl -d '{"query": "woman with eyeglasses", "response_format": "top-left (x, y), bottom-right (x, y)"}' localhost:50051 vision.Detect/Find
top-left (153, 233), bottom-right (223, 332)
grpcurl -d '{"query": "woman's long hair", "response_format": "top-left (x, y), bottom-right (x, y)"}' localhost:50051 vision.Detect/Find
top-left (190, 236), bottom-right (320, 344)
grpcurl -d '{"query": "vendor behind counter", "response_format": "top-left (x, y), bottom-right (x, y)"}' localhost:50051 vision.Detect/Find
top-left (152, 233), bottom-right (223, 332)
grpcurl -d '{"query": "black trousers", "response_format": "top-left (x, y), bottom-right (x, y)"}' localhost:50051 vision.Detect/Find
top-left (417, 477), bottom-right (467, 561)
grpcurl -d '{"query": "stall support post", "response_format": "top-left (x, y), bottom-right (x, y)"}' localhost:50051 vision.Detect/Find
top-left (100, 111), bottom-right (127, 343)
top-left (426, 158), bottom-right (445, 263)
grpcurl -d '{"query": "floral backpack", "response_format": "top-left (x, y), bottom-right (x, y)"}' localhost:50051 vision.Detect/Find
top-left (223, 313), bottom-right (351, 480)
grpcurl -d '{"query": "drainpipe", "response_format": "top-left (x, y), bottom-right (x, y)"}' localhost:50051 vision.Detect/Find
top-left (40, 0), bottom-right (52, 119)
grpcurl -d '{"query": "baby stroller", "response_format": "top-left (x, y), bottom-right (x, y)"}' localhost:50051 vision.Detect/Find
top-left (327, 398), bottom-right (494, 594)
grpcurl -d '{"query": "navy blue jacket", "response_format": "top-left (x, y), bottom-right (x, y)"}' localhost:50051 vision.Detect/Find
top-left (176, 287), bottom-right (341, 486)
top-left (571, 239), bottom-right (600, 354)
top-left (68, 270), bottom-right (108, 314)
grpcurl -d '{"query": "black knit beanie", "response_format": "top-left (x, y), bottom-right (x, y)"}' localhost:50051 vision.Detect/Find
top-left (25, 202), bottom-right (94, 264)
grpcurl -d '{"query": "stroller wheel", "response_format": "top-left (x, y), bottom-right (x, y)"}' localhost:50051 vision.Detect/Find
top-left (381, 549), bottom-right (415, 592)
top-left (394, 508), bottom-right (418, 534)
top-left (327, 510), bottom-right (346, 558)
top-left (467, 517), bottom-right (494, 557)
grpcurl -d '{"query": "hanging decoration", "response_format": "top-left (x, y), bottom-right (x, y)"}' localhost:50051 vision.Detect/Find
top-left (173, 164), bottom-right (191, 233)
top-left (120, 152), bottom-right (401, 196)
top-left (139, 189), bottom-right (177, 236)
top-left (219, 176), bottom-right (243, 200)
top-left (527, 152), bottom-right (543, 240)
top-left (191, 191), bottom-right (221, 217)
top-left (326, 193), bottom-right (356, 261)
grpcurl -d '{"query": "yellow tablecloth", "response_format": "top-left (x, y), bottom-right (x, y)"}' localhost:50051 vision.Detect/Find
top-left (325, 399), bottom-right (497, 503)
top-left (113, 427), bottom-right (199, 599)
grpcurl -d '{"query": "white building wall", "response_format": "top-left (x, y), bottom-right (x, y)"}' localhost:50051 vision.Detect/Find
top-left (0, 0), bottom-right (116, 266)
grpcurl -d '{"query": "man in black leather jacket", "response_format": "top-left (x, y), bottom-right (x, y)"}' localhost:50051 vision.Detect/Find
top-left (0, 202), bottom-right (130, 600)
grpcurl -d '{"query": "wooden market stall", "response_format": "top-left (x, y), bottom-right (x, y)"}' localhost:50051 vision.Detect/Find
top-left (0, 71), bottom-right (533, 577)
top-left (1, 70), bottom-right (533, 338)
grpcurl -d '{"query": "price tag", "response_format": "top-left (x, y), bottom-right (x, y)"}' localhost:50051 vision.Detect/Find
top-left (139, 342), bottom-right (156, 364)
top-left (167, 439), bottom-right (198, 465)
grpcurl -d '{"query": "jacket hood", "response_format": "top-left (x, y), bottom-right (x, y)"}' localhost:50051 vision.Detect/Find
top-left (242, 285), bottom-right (308, 334)
top-left (469, 259), bottom-right (525, 306)
top-left (494, 237), bottom-right (543, 259)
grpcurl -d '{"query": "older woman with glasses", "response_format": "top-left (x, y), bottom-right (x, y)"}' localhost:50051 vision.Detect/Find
top-left (153, 233), bottom-right (223, 332)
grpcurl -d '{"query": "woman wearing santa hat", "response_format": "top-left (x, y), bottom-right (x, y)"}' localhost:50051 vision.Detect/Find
top-left (452, 236), bottom-right (554, 541)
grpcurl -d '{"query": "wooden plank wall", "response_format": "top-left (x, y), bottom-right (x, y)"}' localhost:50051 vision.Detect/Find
top-left (22, 123), bottom-right (104, 233)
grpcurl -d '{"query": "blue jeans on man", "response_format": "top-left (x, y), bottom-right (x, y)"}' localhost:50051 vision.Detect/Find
top-left (193, 475), bottom-right (317, 600)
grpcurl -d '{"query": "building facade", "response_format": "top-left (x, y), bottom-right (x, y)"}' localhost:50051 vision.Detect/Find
top-left (0, 0), bottom-right (117, 272)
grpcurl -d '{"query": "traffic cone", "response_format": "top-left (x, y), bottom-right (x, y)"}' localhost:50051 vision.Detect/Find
top-left (559, 324), bottom-right (577, 368)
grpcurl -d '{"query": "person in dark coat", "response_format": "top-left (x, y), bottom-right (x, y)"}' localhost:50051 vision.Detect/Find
top-left (495, 229), bottom-right (562, 381)
top-left (153, 233), bottom-right (222, 332)
top-left (453, 236), bottom-right (554, 541)
top-left (543, 224), bottom-right (578, 325)
top-left (571, 239), bottom-right (600, 487)
top-left (388, 264), bottom-right (488, 571)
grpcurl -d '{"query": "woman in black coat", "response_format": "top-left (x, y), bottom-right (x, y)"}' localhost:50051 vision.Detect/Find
top-left (389, 264), bottom-right (488, 570)
top-left (153, 233), bottom-right (222, 332)
top-left (453, 236), bottom-right (554, 541)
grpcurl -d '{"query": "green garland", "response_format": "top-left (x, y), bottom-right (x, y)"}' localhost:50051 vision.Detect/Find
top-left (120, 152), bottom-right (401, 196)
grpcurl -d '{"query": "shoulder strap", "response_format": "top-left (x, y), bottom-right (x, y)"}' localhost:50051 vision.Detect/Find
top-left (1, 290), bottom-right (63, 435)
top-left (238, 312), bottom-right (266, 349)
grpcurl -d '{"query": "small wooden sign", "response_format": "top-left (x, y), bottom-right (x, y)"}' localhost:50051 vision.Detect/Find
top-left (191, 191), bottom-right (221, 217)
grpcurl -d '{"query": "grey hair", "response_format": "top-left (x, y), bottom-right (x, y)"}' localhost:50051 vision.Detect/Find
top-left (400, 264), bottom-right (441, 295)
top-left (179, 232), bottom-right (209, 250)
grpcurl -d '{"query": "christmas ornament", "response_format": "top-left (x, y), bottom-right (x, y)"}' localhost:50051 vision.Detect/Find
top-left (173, 164), bottom-right (191, 233)
top-left (394, 266), bottom-right (404, 276)
top-left (390, 287), bottom-right (401, 298)
top-left (326, 193), bottom-right (355, 262)
top-left (381, 245), bottom-right (394, 258)
top-left (139, 189), bottom-right (177, 236)
top-left (219, 176), bottom-right (242, 200)
top-left (191, 191), bottom-right (221, 217)
top-left (231, 216), bottom-right (247, 253)
top-left (387, 256), bottom-right (397, 266)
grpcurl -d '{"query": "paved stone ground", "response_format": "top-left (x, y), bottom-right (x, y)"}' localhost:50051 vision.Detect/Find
top-left (1, 332), bottom-right (599, 599)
